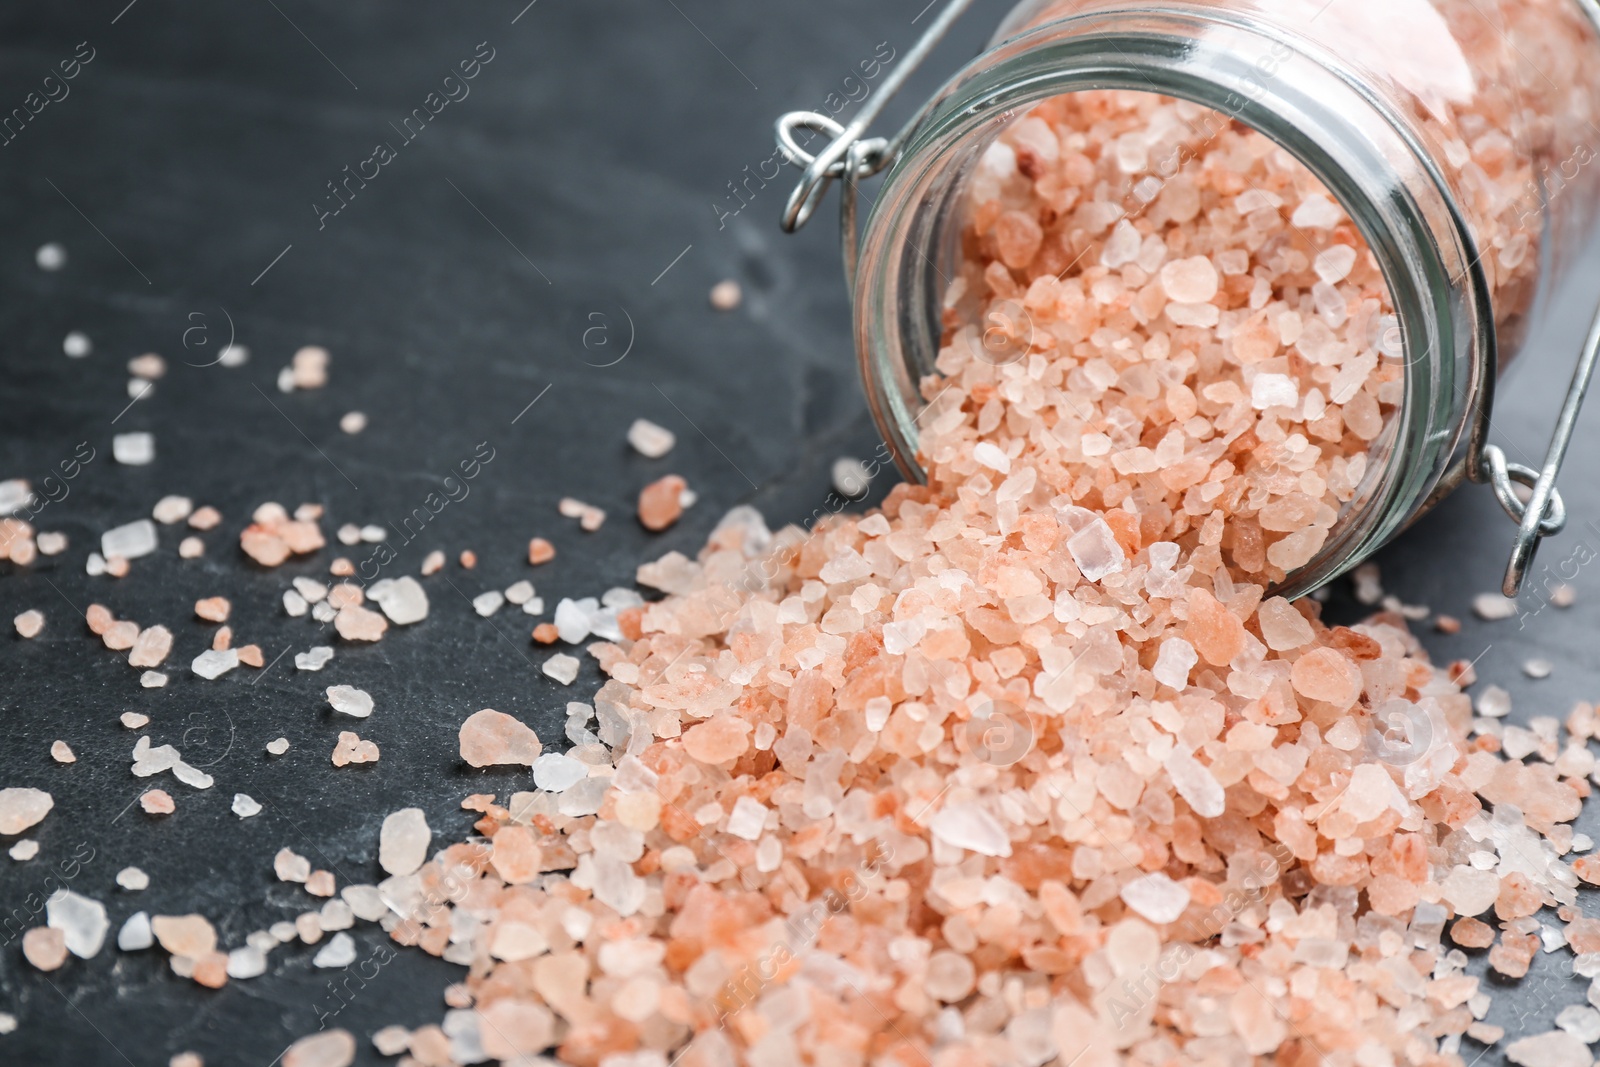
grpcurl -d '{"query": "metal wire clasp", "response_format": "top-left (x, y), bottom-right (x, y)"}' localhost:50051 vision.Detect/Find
top-left (775, 0), bottom-right (976, 288)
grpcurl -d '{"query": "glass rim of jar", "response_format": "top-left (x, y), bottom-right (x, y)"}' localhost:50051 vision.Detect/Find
top-left (776, 1), bottom-right (1595, 598)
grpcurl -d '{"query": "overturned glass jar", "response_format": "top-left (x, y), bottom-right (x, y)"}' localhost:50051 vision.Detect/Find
top-left (776, 0), bottom-right (1600, 598)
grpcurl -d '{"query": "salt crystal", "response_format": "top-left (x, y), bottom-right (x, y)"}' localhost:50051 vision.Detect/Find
top-left (532, 752), bottom-right (586, 792)
top-left (121, 712), bottom-right (149, 729)
top-left (1067, 518), bottom-right (1125, 582)
top-left (10, 839), bottom-right (38, 861)
top-left (459, 709), bottom-right (542, 767)
top-left (35, 531), bottom-right (66, 555)
top-left (266, 738), bottom-right (289, 756)
top-left (929, 802), bottom-right (1011, 857)
top-left (102, 519), bottom-right (158, 560)
top-left (1159, 255), bottom-right (1219, 303)
top-left (1120, 872), bottom-right (1190, 924)
top-left (227, 944), bottom-right (268, 979)
top-left (1314, 245), bottom-right (1358, 284)
top-left (275, 848), bottom-right (311, 882)
top-left (1473, 592), bottom-right (1519, 620)
top-left (86, 552), bottom-right (107, 576)
top-left (542, 653), bottom-right (580, 685)
top-left (1251, 372), bottom-right (1299, 410)
top-left (192, 648), bottom-right (240, 680)
top-left (326, 685), bottom-right (373, 718)
top-left (152, 495), bottom-right (193, 524)
top-left (63, 330), bottom-right (91, 357)
top-left (359, 525), bottom-right (385, 543)
top-left (313, 932), bottom-right (356, 968)
top-left (1524, 658), bottom-right (1553, 679)
top-left (281, 1030), bottom-right (355, 1067)
top-left (1151, 637), bottom-right (1197, 689)
top-left (627, 418), bottom-right (676, 458)
top-left (379, 808), bottom-right (430, 876)
top-left (112, 432), bottom-right (154, 466)
top-left (36, 242), bottom-right (66, 270)
top-left (1476, 685), bottom-right (1512, 718)
top-left (1292, 193), bottom-right (1343, 229)
top-left (118, 911), bottom-right (153, 951)
top-left (283, 589), bottom-right (308, 617)
top-left (46, 889), bottom-right (109, 958)
top-left (14, 610), bottom-right (43, 638)
top-left (473, 590), bottom-right (505, 617)
top-left (232, 793), bottom-right (262, 818)
top-left (295, 646), bottom-right (333, 671)
top-left (1505, 1031), bottom-right (1592, 1067)
top-left (117, 867), bottom-right (149, 890)
top-left (218, 343), bottom-right (249, 367)
top-left (505, 580), bottom-right (534, 605)
top-left (0, 787), bottom-right (53, 834)
top-left (1440, 865), bottom-right (1499, 916)
top-left (339, 411), bottom-right (366, 434)
top-left (369, 576), bottom-right (428, 624)
top-left (1164, 748), bottom-right (1225, 817)
top-left (726, 796), bottom-right (767, 841)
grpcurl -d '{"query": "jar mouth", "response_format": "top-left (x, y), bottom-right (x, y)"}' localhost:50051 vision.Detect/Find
top-left (854, 7), bottom-right (1487, 597)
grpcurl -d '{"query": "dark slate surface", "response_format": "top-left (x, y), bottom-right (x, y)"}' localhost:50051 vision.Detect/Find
top-left (0, 1), bottom-right (1597, 1063)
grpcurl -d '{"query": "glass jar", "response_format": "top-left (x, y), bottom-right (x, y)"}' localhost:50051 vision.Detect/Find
top-left (777, 0), bottom-right (1600, 598)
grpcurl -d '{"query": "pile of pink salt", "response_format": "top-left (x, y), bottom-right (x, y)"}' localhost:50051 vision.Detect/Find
top-left (364, 93), bottom-right (1596, 1067)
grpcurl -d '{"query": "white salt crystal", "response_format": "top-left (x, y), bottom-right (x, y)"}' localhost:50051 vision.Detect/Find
top-left (627, 418), bottom-right (676, 458)
top-left (1524, 658), bottom-right (1553, 679)
top-left (86, 551), bottom-right (107, 576)
top-left (359, 524), bottom-right (386, 543)
top-left (543, 653), bottom-right (580, 685)
top-left (172, 761), bottom-right (213, 790)
top-left (116, 867), bottom-right (149, 890)
top-left (293, 576), bottom-right (328, 602)
top-left (1066, 520), bottom-right (1124, 583)
top-left (1506, 1031), bottom-right (1592, 1067)
top-left (218, 343), bottom-right (249, 367)
top-left (1164, 748), bottom-right (1225, 817)
top-left (227, 945), bottom-right (268, 979)
top-left (151, 495), bottom-right (193, 524)
top-left (370, 576), bottom-right (428, 624)
top-left (326, 685), bottom-right (373, 718)
top-left (192, 648), bottom-right (240, 680)
top-left (118, 911), bottom-right (153, 951)
top-left (1102, 219), bottom-right (1142, 268)
top-left (0, 479), bottom-right (31, 513)
top-left (1151, 637), bottom-right (1197, 689)
top-left (36, 242), bottom-right (66, 270)
top-left (1340, 763), bottom-right (1405, 823)
top-left (554, 597), bottom-right (597, 643)
top-left (726, 796), bottom-right (767, 841)
top-left (1292, 193), bottom-right (1343, 229)
top-left (232, 793), bottom-right (262, 818)
top-left (1314, 245), bottom-right (1358, 284)
top-left (0, 1013), bottom-right (14, 1035)
top-left (46, 889), bottom-right (108, 958)
top-left (379, 808), bottom-right (430, 876)
top-left (102, 519), bottom-right (158, 560)
top-left (1251, 373), bottom-right (1299, 411)
top-left (973, 442), bottom-right (1011, 474)
top-left (319, 900), bottom-right (354, 931)
top-left (522, 597), bottom-right (545, 616)
top-left (1476, 685), bottom-right (1512, 718)
top-left (532, 753), bottom-right (587, 793)
top-left (832, 457), bottom-right (873, 497)
top-left (295, 646), bottom-right (333, 671)
top-left (276, 365), bottom-right (295, 392)
top-left (504, 580), bottom-right (534, 605)
top-left (112, 432), bottom-right (154, 466)
top-left (283, 589), bottom-right (308, 617)
top-left (313, 932), bottom-right (356, 968)
top-left (472, 591), bottom-right (504, 617)
top-left (1120, 872), bottom-right (1190, 924)
top-left (10, 839), bottom-right (39, 861)
top-left (266, 738), bottom-right (289, 756)
top-left (558, 776), bottom-right (609, 818)
top-left (311, 601), bottom-right (336, 623)
top-left (1440, 865), bottom-right (1499, 916)
top-left (63, 331), bottom-right (91, 358)
top-left (1473, 592), bottom-right (1519, 620)
top-left (339, 411), bottom-right (366, 435)
top-left (929, 803), bottom-right (1011, 858)
top-left (341, 885), bottom-right (386, 922)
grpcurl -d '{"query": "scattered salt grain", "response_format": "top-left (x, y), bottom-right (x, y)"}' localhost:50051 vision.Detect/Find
top-left (117, 867), bottom-right (149, 891)
top-left (1524, 658), bottom-right (1553, 679)
top-left (22, 928), bottom-right (67, 971)
top-left (313, 932), bottom-right (356, 969)
top-left (473, 591), bottom-right (504, 617)
top-left (35, 243), bottom-right (65, 271)
top-left (152, 496), bottom-right (193, 524)
top-left (0, 788), bottom-right (53, 834)
top-left (117, 911), bottom-right (152, 951)
top-left (369, 576), bottom-right (429, 625)
top-left (178, 536), bottom-right (204, 558)
top-left (627, 418), bottom-right (676, 458)
top-left (266, 738), bottom-right (289, 756)
top-left (49, 741), bottom-right (74, 764)
top-left (227, 945), bottom-right (267, 980)
top-left (112, 432), bottom-right (154, 466)
top-left (709, 279), bottom-right (742, 309)
top-left (379, 808), bottom-right (430, 876)
top-left (541, 653), bottom-right (580, 685)
top-left (330, 732), bottom-right (379, 766)
top-left (504, 580), bottom-right (534, 605)
top-left (218, 343), bottom-right (249, 367)
top-left (281, 1029), bottom-right (355, 1067)
top-left (295, 646), bottom-right (333, 671)
top-left (35, 531), bottom-right (66, 555)
top-left (191, 648), bottom-right (240, 680)
top-left (10, 840), bottom-right (38, 861)
top-left (46, 890), bottom-right (108, 958)
top-left (339, 411), bottom-right (367, 434)
top-left (326, 685), bottom-right (373, 718)
top-left (232, 793), bottom-right (262, 818)
top-left (1473, 592), bottom-right (1519, 620)
top-left (14, 610), bottom-right (43, 638)
top-left (459, 709), bottom-right (542, 767)
top-left (102, 519), bottom-right (158, 560)
top-left (421, 549), bottom-right (445, 575)
top-left (1505, 1031), bottom-right (1592, 1067)
top-left (832, 457), bottom-right (873, 497)
top-left (1476, 685), bottom-right (1512, 718)
top-left (63, 330), bottom-right (91, 357)
top-left (120, 712), bottom-right (149, 729)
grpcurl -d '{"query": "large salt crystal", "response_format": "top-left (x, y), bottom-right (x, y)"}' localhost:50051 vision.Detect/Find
top-left (1164, 748), bottom-right (1225, 817)
top-left (326, 685), bottom-right (373, 718)
top-left (102, 519), bottom-right (158, 560)
top-left (1556, 1004), bottom-right (1600, 1043)
top-left (369, 576), bottom-right (429, 624)
top-left (379, 808), bottom-right (430, 876)
top-left (1506, 1031), bottom-right (1592, 1067)
top-left (1151, 637), bottom-right (1196, 690)
top-left (192, 648), bottom-right (240, 680)
top-left (1250, 372), bottom-right (1299, 411)
top-left (973, 442), bottom-right (1011, 474)
top-left (0, 479), bottom-right (31, 513)
top-left (46, 890), bottom-right (108, 958)
top-left (1067, 518), bottom-right (1124, 582)
top-left (459, 709), bottom-right (542, 767)
top-left (295, 646), bottom-right (334, 671)
top-left (532, 752), bottom-right (586, 792)
top-left (1120, 873), bottom-right (1190, 924)
top-left (0, 787), bottom-right (53, 834)
top-left (1440, 865), bottom-right (1500, 916)
top-left (929, 802), bottom-right (1012, 858)
top-left (554, 597), bottom-right (598, 643)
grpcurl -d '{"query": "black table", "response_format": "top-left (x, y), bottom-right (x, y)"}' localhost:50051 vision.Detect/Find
top-left (1, 2), bottom-right (1597, 1063)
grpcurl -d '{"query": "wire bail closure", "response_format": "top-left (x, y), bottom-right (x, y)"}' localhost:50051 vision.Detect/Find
top-left (773, 0), bottom-right (1600, 599)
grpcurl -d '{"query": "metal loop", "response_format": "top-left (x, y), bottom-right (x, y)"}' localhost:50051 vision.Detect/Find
top-left (1479, 444), bottom-right (1566, 536)
top-left (777, 111), bottom-right (889, 234)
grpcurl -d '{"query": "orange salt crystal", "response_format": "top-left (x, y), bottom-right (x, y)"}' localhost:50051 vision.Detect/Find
top-left (22, 927), bottom-right (68, 971)
top-left (141, 789), bottom-right (175, 815)
top-left (192, 951), bottom-right (228, 989)
top-left (460, 549), bottom-right (477, 569)
top-left (1185, 587), bottom-right (1245, 666)
top-left (237, 644), bottom-right (264, 668)
top-left (1289, 647), bottom-right (1363, 709)
top-left (532, 623), bottom-right (558, 644)
top-left (680, 714), bottom-right (751, 765)
top-left (211, 626), bottom-right (231, 651)
top-left (85, 603), bottom-right (114, 635)
top-left (489, 825), bottom-right (543, 884)
top-left (527, 538), bottom-right (555, 565)
top-left (637, 475), bottom-right (687, 532)
top-left (194, 596), bottom-right (230, 622)
top-left (334, 604), bottom-right (387, 642)
top-left (1449, 917), bottom-right (1494, 948)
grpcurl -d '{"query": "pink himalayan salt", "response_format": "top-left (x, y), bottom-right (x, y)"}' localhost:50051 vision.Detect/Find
top-left (333, 604), bottom-right (387, 642)
top-left (128, 625), bottom-right (173, 668)
top-left (458, 709), bottom-right (542, 767)
top-left (489, 825), bottom-right (543, 884)
top-left (637, 474), bottom-right (687, 532)
top-left (22, 927), bottom-right (68, 971)
top-left (102, 620), bottom-right (139, 651)
top-left (14, 609), bottom-right (43, 638)
top-left (1289, 647), bottom-right (1363, 708)
top-left (1158, 254), bottom-right (1219, 304)
top-left (140, 790), bottom-right (175, 815)
top-left (0, 787), bottom-right (53, 834)
top-left (281, 1029), bottom-right (355, 1067)
top-left (151, 914), bottom-right (216, 957)
top-left (330, 731), bottom-right (379, 766)
top-left (193, 596), bottom-right (230, 622)
top-left (50, 740), bottom-right (75, 764)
